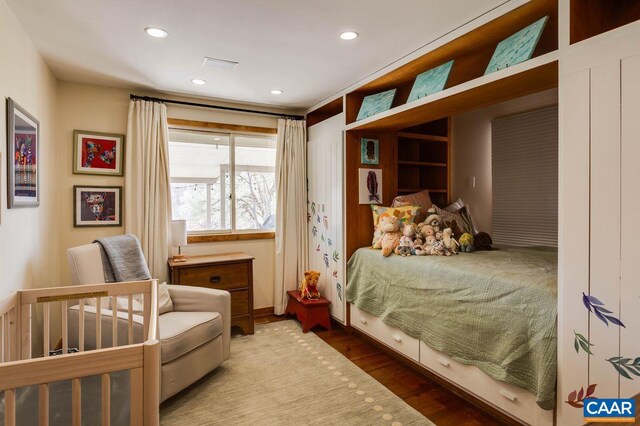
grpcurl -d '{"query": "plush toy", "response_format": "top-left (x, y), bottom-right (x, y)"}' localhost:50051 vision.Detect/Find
top-left (473, 232), bottom-right (493, 251)
top-left (394, 236), bottom-right (414, 256)
top-left (442, 228), bottom-right (460, 254)
top-left (402, 223), bottom-right (416, 239)
top-left (424, 211), bottom-right (443, 233)
top-left (435, 231), bottom-right (443, 241)
top-left (443, 219), bottom-right (465, 240)
top-left (430, 240), bottom-right (445, 256)
top-left (418, 224), bottom-right (435, 239)
top-left (459, 233), bottom-right (475, 252)
top-left (300, 270), bottom-right (321, 299)
top-left (373, 216), bottom-right (402, 257)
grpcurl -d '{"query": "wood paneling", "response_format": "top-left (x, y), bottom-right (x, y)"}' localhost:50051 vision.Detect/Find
top-left (306, 97), bottom-right (344, 127)
top-left (345, 131), bottom-right (398, 259)
top-left (187, 232), bottom-right (274, 244)
top-left (570, 0), bottom-right (640, 44)
top-left (167, 118), bottom-right (277, 134)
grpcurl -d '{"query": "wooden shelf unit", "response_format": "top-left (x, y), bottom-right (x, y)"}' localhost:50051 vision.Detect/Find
top-left (306, 97), bottom-right (343, 127)
top-left (570, 0), bottom-right (640, 44)
top-left (344, 0), bottom-right (558, 131)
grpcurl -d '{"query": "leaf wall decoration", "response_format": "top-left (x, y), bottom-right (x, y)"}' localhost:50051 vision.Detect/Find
top-left (312, 226), bottom-right (317, 237)
top-left (307, 213), bottom-right (311, 223)
top-left (582, 292), bottom-right (625, 328)
top-left (321, 234), bottom-right (325, 242)
top-left (333, 250), bottom-right (339, 262)
top-left (332, 270), bottom-right (338, 278)
top-left (328, 238), bottom-right (333, 247)
top-left (311, 202), bottom-right (316, 214)
top-left (607, 356), bottom-right (640, 380)
top-left (337, 282), bottom-right (343, 301)
top-left (317, 215), bottom-right (321, 223)
top-left (316, 244), bottom-right (320, 252)
top-left (323, 253), bottom-right (329, 268)
top-left (565, 384), bottom-right (597, 408)
top-left (574, 330), bottom-right (594, 355)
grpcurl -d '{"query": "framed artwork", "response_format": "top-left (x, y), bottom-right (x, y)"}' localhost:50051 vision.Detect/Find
top-left (361, 138), bottom-right (379, 165)
top-left (407, 60), bottom-right (454, 103)
top-left (73, 130), bottom-right (125, 176)
top-left (356, 89), bottom-right (396, 121)
top-left (7, 98), bottom-right (39, 208)
top-left (358, 168), bottom-right (382, 205)
top-left (74, 185), bottom-right (122, 227)
top-left (485, 16), bottom-right (548, 75)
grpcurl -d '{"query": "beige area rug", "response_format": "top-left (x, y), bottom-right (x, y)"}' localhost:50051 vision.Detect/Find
top-left (161, 320), bottom-right (433, 426)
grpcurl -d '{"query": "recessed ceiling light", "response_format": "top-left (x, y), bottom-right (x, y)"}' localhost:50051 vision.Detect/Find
top-left (340, 31), bottom-right (359, 40)
top-left (191, 79), bottom-right (207, 85)
top-left (144, 27), bottom-right (168, 38)
top-left (270, 89), bottom-right (283, 95)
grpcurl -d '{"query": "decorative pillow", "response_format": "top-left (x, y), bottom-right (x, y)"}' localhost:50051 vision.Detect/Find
top-left (370, 205), bottom-right (421, 246)
top-left (391, 190), bottom-right (432, 224)
top-left (158, 282), bottom-right (174, 315)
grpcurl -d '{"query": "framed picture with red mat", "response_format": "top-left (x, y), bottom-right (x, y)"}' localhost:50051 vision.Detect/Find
top-left (73, 130), bottom-right (124, 176)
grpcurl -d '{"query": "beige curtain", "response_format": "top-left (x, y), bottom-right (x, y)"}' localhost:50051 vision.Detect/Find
top-left (125, 100), bottom-right (172, 282)
top-left (274, 119), bottom-right (308, 315)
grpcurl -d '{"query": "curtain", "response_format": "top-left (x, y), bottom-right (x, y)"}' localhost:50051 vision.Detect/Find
top-left (274, 119), bottom-right (308, 315)
top-left (125, 100), bottom-right (172, 282)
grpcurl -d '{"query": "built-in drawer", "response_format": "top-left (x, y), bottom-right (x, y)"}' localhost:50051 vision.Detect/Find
top-left (230, 290), bottom-right (249, 316)
top-left (350, 305), bottom-right (420, 362)
top-left (178, 262), bottom-right (248, 290)
top-left (419, 341), bottom-right (552, 426)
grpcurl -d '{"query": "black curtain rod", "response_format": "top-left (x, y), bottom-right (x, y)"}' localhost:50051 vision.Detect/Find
top-left (129, 94), bottom-right (304, 120)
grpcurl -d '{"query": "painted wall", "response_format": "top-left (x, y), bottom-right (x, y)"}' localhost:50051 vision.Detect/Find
top-left (450, 89), bottom-right (558, 234)
top-left (56, 82), bottom-right (280, 309)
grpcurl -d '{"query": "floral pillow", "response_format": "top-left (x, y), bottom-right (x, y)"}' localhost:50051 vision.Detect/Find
top-left (370, 204), bottom-right (421, 246)
top-left (391, 190), bottom-right (432, 224)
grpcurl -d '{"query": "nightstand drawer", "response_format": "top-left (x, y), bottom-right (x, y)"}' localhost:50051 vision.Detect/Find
top-left (230, 290), bottom-right (249, 316)
top-left (178, 262), bottom-right (249, 290)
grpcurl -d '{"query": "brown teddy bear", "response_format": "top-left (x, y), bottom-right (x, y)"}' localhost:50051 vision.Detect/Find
top-left (373, 216), bottom-right (402, 257)
top-left (300, 270), bottom-right (321, 299)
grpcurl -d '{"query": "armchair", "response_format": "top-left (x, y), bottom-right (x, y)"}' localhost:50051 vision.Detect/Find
top-left (66, 243), bottom-right (230, 402)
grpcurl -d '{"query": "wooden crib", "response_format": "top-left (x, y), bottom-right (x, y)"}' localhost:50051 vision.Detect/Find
top-left (0, 280), bottom-right (160, 426)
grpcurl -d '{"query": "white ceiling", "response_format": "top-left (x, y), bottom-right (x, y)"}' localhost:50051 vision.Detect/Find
top-left (7, 0), bottom-right (506, 110)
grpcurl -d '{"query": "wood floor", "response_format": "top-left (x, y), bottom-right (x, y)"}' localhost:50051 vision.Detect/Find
top-left (255, 315), bottom-right (506, 425)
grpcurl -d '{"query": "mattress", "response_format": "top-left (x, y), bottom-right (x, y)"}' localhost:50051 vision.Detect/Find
top-left (346, 246), bottom-right (557, 409)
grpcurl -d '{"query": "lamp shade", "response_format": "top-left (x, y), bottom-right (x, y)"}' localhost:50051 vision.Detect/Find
top-left (171, 220), bottom-right (187, 247)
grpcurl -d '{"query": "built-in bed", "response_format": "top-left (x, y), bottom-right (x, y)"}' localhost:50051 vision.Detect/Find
top-left (346, 246), bottom-right (557, 426)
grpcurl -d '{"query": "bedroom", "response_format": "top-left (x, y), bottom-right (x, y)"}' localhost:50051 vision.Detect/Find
top-left (0, 0), bottom-right (639, 425)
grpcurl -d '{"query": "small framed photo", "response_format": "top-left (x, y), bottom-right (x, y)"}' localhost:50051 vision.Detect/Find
top-left (358, 168), bottom-right (383, 205)
top-left (361, 138), bottom-right (379, 165)
top-left (7, 98), bottom-right (39, 208)
top-left (73, 130), bottom-right (124, 176)
top-left (74, 185), bottom-right (122, 227)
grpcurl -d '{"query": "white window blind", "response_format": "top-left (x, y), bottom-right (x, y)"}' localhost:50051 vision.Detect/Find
top-left (491, 106), bottom-right (558, 247)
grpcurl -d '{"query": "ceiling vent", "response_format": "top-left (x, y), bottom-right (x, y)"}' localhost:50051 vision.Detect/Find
top-left (202, 57), bottom-right (238, 70)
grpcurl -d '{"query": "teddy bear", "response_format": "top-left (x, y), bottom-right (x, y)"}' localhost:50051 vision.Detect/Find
top-left (424, 212), bottom-right (443, 233)
top-left (459, 233), bottom-right (475, 252)
top-left (442, 228), bottom-right (460, 254)
top-left (300, 270), bottom-right (321, 299)
top-left (394, 235), bottom-right (414, 256)
top-left (418, 223), bottom-right (435, 239)
top-left (373, 216), bottom-right (402, 257)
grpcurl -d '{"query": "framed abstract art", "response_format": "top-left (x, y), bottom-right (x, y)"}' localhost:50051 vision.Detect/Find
top-left (73, 130), bottom-right (125, 176)
top-left (407, 60), bottom-right (454, 103)
top-left (74, 185), bottom-right (122, 227)
top-left (356, 89), bottom-right (396, 121)
top-left (358, 168), bottom-right (382, 205)
top-left (7, 98), bottom-right (39, 208)
top-left (485, 16), bottom-right (548, 75)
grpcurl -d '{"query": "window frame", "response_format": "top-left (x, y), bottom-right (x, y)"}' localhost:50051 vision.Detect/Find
top-left (168, 121), bottom-right (277, 239)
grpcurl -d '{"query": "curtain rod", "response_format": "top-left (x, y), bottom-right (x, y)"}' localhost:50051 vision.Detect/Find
top-left (129, 94), bottom-right (304, 120)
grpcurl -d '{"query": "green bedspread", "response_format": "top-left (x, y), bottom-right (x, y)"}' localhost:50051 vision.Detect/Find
top-left (346, 247), bottom-right (557, 410)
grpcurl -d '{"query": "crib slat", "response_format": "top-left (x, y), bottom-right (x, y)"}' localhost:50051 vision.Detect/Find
top-left (102, 373), bottom-right (111, 426)
top-left (112, 296), bottom-right (118, 347)
top-left (128, 295), bottom-right (133, 344)
top-left (61, 300), bottom-right (68, 354)
top-left (130, 367), bottom-right (143, 425)
top-left (5, 388), bottom-right (16, 426)
top-left (143, 292), bottom-right (150, 341)
top-left (2, 314), bottom-right (5, 363)
top-left (39, 383), bottom-right (49, 426)
top-left (96, 298), bottom-right (102, 350)
top-left (43, 303), bottom-right (50, 357)
top-left (21, 303), bottom-right (31, 359)
top-left (78, 300), bottom-right (85, 352)
top-left (8, 307), bottom-right (17, 362)
top-left (72, 377), bottom-right (81, 426)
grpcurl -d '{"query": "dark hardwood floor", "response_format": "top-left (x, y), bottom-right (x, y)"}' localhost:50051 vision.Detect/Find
top-left (255, 315), bottom-right (505, 425)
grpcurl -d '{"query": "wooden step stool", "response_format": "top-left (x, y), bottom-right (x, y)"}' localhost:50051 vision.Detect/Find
top-left (285, 290), bottom-right (331, 333)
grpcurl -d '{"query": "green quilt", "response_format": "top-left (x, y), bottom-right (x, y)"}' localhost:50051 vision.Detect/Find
top-left (346, 246), bottom-right (557, 410)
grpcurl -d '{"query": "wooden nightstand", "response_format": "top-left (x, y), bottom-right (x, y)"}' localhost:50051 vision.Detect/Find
top-left (168, 252), bottom-right (255, 335)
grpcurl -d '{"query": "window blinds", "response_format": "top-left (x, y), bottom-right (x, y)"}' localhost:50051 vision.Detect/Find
top-left (491, 106), bottom-right (558, 247)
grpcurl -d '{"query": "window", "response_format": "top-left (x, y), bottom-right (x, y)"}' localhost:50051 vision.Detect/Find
top-left (169, 128), bottom-right (277, 234)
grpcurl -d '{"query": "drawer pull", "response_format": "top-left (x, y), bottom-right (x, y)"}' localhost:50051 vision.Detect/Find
top-left (209, 275), bottom-right (222, 284)
top-left (499, 389), bottom-right (517, 402)
top-left (360, 318), bottom-right (368, 325)
top-left (391, 335), bottom-right (402, 343)
top-left (436, 357), bottom-right (450, 367)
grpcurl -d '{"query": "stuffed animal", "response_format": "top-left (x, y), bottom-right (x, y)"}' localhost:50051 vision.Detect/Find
top-left (435, 231), bottom-right (443, 241)
top-left (300, 270), bottom-right (321, 299)
top-left (473, 232), bottom-right (493, 251)
top-left (424, 211), bottom-right (443, 233)
top-left (413, 243), bottom-right (428, 256)
top-left (430, 240), bottom-right (445, 256)
top-left (402, 223), bottom-right (416, 239)
top-left (442, 228), bottom-right (460, 254)
top-left (394, 236), bottom-right (414, 256)
top-left (444, 219), bottom-right (465, 240)
top-left (419, 224), bottom-right (435, 239)
top-left (459, 233), bottom-right (475, 252)
top-left (373, 216), bottom-right (402, 257)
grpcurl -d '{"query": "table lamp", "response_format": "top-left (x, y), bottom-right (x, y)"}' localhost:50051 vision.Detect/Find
top-left (171, 219), bottom-right (187, 262)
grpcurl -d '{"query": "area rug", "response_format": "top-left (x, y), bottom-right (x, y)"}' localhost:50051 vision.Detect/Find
top-left (161, 320), bottom-right (433, 425)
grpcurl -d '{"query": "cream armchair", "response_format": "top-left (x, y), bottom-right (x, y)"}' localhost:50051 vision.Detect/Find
top-left (66, 243), bottom-right (230, 402)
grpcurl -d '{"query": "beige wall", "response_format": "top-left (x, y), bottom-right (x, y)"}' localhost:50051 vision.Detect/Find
top-left (56, 82), bottom-right (278, 309)
top-left (451, 89), bottom-right (558, 234)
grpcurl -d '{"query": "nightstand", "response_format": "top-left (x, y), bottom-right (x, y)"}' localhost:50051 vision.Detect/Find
top-left (168, 252), bottom-right (255, 335)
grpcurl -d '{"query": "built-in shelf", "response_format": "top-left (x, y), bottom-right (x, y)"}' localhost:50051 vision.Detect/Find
top-left (397, 132), bottom-right (448, 142)
top-left (398, 160), bottom-right (447, 167)
top-left (399, 188), bottom-right (448, 194)
top-left (307, 97), bottom-right (343, 127)
top-left (570, 0), bottom-right (640, 44)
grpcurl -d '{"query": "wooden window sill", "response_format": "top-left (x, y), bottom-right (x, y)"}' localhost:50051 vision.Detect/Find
top-left (187, 232), bottom-right (275, 243)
